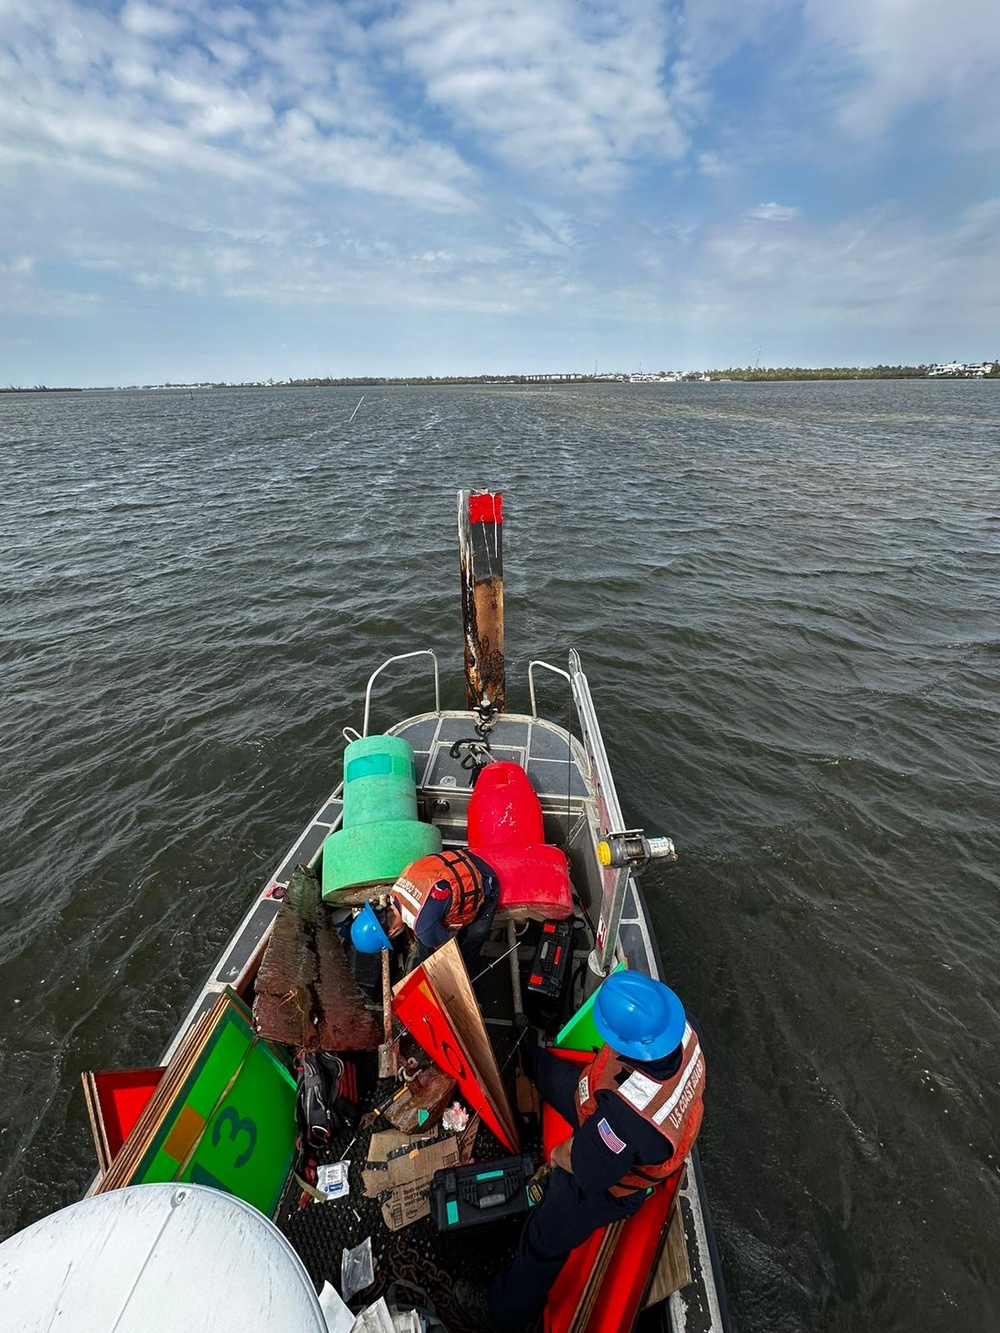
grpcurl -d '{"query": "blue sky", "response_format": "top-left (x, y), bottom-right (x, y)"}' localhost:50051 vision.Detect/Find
top-left (1, 0), bottom-right (997, 385)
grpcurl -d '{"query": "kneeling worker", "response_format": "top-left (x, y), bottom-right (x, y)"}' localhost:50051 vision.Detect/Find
top-left (387, 848), bottom-right (500, 976)
top-left (457, 971), bottom-right (706, 1331)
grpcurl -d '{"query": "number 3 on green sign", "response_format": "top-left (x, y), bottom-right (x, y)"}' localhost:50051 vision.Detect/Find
top-left (212, 1105), bottom-right (257, 1168)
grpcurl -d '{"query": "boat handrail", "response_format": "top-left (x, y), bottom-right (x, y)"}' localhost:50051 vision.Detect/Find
top-left (567, 650), bottom-right (634, 976)
top-left (531, 653), bottom-right (637, 975)
top-left (363, 650), bottom-right (441, 736)
top-left (527, 659), bottom-right (572, 718)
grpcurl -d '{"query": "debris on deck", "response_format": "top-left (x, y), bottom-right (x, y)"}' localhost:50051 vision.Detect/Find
top-left (254, 865), bottom-right (381, 1052)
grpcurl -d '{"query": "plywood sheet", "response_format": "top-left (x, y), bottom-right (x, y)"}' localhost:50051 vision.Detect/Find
top-left (419, 938), bottom-right (519, 1150)
top-left (82, 1068), bottom-right (164, 1172)
top-left (642, 1201), bottom-right (691, 1308)
top-left (393, 938), bottom-right (518, 1150)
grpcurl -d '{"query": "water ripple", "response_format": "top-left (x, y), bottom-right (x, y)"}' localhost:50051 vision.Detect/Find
top-left (1, 381), bottom-right (999, 1330)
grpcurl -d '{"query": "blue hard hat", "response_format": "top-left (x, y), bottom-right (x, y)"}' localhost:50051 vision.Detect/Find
top-left (350, 902), bottom-right (392, 953)
top-left (593, 972), bottom-right (686, 1062)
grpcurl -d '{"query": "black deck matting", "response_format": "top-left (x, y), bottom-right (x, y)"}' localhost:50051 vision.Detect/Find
top-left (278, 1074), bottom-right (534, 1332)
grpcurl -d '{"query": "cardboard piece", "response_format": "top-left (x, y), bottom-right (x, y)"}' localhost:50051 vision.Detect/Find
top-left (96, 989), bottom-right (298, 1217)
top-left (393, 938), bottom-right (519, 1151)
top-left (361, 1128), bottom-right (462, 1231)
top-left (362, 1130), bottom-right (439, 1194)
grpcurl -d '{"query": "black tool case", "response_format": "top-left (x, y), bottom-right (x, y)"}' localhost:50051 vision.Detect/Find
top-left (430, 1154), bottom-right (538, 1234)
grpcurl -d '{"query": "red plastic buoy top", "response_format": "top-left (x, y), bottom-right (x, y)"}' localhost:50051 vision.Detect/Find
top-left (467, 763), bottom-right (573, 921)
top-left (467, 762), bottom-right (544, 848)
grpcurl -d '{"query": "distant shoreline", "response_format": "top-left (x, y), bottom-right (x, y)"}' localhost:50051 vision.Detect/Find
top-left (3, 365), bottom-right (997, 393)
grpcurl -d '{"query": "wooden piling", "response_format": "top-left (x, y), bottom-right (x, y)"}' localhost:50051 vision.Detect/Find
top-left (457, 489), bottom-right (505, 714)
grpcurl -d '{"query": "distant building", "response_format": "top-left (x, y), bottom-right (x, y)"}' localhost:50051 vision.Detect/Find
top-left (927, 361), bottom-right (993, 377)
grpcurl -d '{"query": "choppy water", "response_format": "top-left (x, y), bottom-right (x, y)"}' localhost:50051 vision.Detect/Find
top-left (1, 381), bottom-right (998, 1331)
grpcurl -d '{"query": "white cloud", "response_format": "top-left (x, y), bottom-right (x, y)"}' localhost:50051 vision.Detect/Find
top-left (0, 0), bottom-right (480, 212)
top-left (748, 203), bottom-right (800, 222)
top-left (803, 0), bottom-right (1000, 145)
top-left (207, 6), bottom-right (259, 39)
top-left (510, 209), bottom-right (579, 257)
top-left (121, 1), bottom-right (188, 39)
top-left (671, 0), bottom-right (796, 104)
top-left (700, 198), bottom-right (1000, 341)
top-left (385, 0), bottom-right (686, 189)
top-left (0, 0), bottom-right (996, 377)
top-left (697, 151), bottom-right (734, 178)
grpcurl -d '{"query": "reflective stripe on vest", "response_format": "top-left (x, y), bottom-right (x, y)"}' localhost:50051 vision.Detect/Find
top-left (391, 851), bottom-right (486, 932)
top-left (575, 1023), bottom-right (705, 1196)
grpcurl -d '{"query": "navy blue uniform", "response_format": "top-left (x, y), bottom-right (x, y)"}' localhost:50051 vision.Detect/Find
top-left (485, 1043), bottom-right (684, 1329)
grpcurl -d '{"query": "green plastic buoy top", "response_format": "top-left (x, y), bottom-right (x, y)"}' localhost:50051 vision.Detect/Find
top-left (321, 735), bottom-right (442, 898)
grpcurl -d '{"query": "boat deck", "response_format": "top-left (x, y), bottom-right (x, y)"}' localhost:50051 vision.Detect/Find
top-left (393, 712), bottom-right (591, 805)
top-left (271, 920), bottom-right (591, 1331)
top-left (157, 701), bottom-right (721, 1333)
top-left (167, 710), bottom-right (590, 1058)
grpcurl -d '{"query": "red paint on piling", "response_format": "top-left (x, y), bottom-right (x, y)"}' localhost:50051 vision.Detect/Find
top-left (469, 493), bottom-right (502, 525)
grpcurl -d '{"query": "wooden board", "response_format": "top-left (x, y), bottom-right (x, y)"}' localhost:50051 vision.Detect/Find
top-left (253, 864), bottom-right (381, 1052)
top-left (459, 489), bottom-right (505, 712)
top-left (572, 1223), bottom-right (623, 1333)
top-left (582, 1182), bottom-right (676, 1332)
top-left (416, 937), bottom-right (519, 1151)
top-left (642, 1198), bottom-right (691, 1308)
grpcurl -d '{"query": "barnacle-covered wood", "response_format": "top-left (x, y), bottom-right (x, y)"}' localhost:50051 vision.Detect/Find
top-left (458, 489), bottom-right (505, 713)
top-left (462, 574), bottom-right (505, 712)
top-left (254, 864), bottom-right (381, 1052)
top-left (381, 1066), bottom-right (457, 1135)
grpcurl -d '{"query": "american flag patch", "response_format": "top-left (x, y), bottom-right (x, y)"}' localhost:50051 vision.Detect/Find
top-left (597, 1117), bottom-right (626, 1154)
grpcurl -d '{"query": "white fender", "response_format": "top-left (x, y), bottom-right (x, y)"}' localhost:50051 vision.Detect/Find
top-left (0, 1183), bottom-right (328, 1332)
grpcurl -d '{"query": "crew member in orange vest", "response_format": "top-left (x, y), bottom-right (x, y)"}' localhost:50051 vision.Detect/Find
top-left (457, 971), bottom-right (706, 1330)
top-left (387, 848), bottom-right (500, 975)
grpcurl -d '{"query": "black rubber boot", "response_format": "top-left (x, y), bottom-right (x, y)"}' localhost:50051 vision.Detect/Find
top-left (454, 1278), bottom-right (496, 1331)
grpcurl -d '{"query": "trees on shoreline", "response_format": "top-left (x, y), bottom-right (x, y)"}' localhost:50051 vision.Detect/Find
top-left (4, 363), bottom-right (997, 392)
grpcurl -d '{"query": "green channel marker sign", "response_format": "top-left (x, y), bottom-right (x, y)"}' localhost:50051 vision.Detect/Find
top-left (133, 992), bottom-right (298, 1217)
top-left (553, 962), bottom-right (626, 1052)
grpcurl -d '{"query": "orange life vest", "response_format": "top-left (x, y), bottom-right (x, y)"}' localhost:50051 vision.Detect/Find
top-left (391, 850), bottom-right (488, 933)
top-left (575, 1022), bottom-right (705, 1197)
